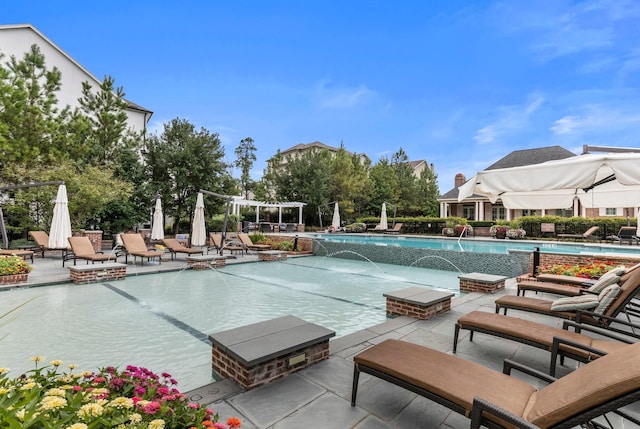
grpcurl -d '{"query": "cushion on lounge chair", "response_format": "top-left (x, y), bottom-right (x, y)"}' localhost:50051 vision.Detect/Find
top-left (587, 269), bottom-right (623, 293)
top-left (551, 295), bottom-right (598, 311)
top-left (593, 284), bottom-right (621, 315)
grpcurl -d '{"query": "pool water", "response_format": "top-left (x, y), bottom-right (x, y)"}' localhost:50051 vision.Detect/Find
top-left (0, 256), bottom-right (460, 391)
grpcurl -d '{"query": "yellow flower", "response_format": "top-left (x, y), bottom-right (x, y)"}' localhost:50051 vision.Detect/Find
top-left (15, 409), bottom-right (25, 421)
top-left (108, 397), bottom-right (134, 409)
top-left (39, 395), bottom-right (68, 410)
top-left (77, 403), bottom-right (104, 419)
top-left (68, 363), bottom-right (77, 370)
top-left (66, 424), bottom-right (88, 429)
top-left (31, 356), bottom-right (44, 363)
top-left (149, 419), bottom-right (165, 429)
top-left (129, 413), bottom-right (142, 423)
top-left (0, 367), bottom-right (9, 374)
top-left (50, 360), bottom-right (63, 367)
top-left (0, 387), bottom-right (9, 394)
top-left (20, 381), bottom-right (37, 390)
top-left (45, 387), bottom-right (66, 397)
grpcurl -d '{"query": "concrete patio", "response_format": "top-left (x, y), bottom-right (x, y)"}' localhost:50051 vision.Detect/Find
top-left (3, 249), bottom-right (640, 428)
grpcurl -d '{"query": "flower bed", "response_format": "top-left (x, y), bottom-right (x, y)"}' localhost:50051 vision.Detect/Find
top-left (0, 358), bottom-right (241, 428)
top-left (536, 260), bottom-right (619, 279)
top-left (0, 255), bottom-right (33, 285)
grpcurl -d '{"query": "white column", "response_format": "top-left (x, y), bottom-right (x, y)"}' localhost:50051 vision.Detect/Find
top-left (278, 207), bottom-right (282, 223)
top-left (298, 206), bottom-right (303, 224)
top-left (255, 205), bottom-right (260, 222)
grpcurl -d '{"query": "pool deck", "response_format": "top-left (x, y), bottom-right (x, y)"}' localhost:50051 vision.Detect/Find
top-left (3, 249), bottom-right (638, 427)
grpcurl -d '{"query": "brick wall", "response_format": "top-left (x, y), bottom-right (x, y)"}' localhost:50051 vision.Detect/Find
top-left (459, 278), bottom-right (505, 293)
top-left (69, 266), bottom-right (126, 284)
top-left (386, 297), bottom-right (451, 320)
top-left (212, 341), bottom-right (330, 390)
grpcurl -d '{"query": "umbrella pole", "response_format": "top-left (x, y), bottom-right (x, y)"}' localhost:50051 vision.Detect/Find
top-left (0, 208), bottom-right (8, 249)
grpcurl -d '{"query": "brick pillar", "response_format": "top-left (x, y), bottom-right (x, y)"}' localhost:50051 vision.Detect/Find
top-left (82, 230), bottom-right (103, 252)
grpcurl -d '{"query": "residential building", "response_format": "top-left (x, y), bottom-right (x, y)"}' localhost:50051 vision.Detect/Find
top-left (0, 24), bottom-right (152, 134)
top-left (439, 145), bottom-right (640, 221)
top-left (267, 141), bottom-right (369, 168)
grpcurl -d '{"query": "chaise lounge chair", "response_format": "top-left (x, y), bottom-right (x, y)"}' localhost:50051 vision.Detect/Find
top-left (454, 310), bottom-right (638, 376)
top-left (207, 233), bottom-right (245, 256)
top-left (384, 222), bottom-right (403, 234)
top-left (352, 338), bottom-right (640, 428)
top-left (66, 236), bottom-right (120, 267)
top-left (608, 226), bottom-right (639, 245)
top-left (0, 248), bottom-right (34, 263)
top-left (28, 230), bottom-right (70, 258)
top-left (237, 233), bottom-right (271, 251)
top-left (161, 238), bottom-right (204, 260)
top-left (517, 264), bottom-right (632, 297)
top-left (556, 225), bottom-right (600, 241)
top-left (120, 233), bottom-right (163, 266)
top-left (495, 265), bottom-right (640, 328)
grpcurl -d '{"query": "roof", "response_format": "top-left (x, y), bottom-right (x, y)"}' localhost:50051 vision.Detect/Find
top-left (485, 146), bottom-right (575, 170)
top-left (0, 24), bottom-right (153, 118)
top-left (280, 141), bottom-right (341, 155)
top-left (439, 146), bottom-right (577, 200)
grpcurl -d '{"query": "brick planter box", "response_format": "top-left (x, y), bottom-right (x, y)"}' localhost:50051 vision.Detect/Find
top-left (384, 287), bottom-right (454, 320)
top-left (258, 250), bottom-right (288, 262)
top-left (209, 315), bottom-right (335, 390)
top-left (187, 255), bottom-right (227, 270)
top-left (0, 273), bottom-right (29, 285)
top-left (459, 272), bottom-right (506, 293)
top-left (69, 263), bottom-right (127, 284)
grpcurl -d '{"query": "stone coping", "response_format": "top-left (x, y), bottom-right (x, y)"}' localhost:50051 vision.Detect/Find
top-left (458, 272), bottom-right (507, 284)
top-left (187, 255), bottom-right (230, 262)
top-left (258, 250), bottom-right (288, 256)
top-left (68, 263), bottom-right (127, 272)
top-left (209, 315), bottom-right (335, 367)
top-left (383, 286), bottom-right (454, 306)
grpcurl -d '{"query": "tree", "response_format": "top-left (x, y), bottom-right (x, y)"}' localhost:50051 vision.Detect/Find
top-left (417, 164), bottom-right (440, 216)
top-left (234, 137), bottom-right (257, 199)
top-left (368, 157), bottom-right (398, 213)
top-left (0, 45), bottom-right (70, 172)
top-left (77, 76), bottom-right (130, 165)
top-left (330, 145), bottom-right (370, 221)
top-left (143, 118), bottom-right (235, 233)
top-left (391, 148), bottom-right (419, 214)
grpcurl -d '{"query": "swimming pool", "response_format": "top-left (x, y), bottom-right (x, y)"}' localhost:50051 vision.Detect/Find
top-left (0, 256), bottom-right (460, 392)
top-left (308, 234), bottom-right (640, 277)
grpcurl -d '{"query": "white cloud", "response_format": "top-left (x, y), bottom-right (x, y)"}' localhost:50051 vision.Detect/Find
top-left (314, 80), bottom-right (377, 109)
top-left (473, 93), bottom-right (545, 144)
top-left (551, 105), bottom-right (640, 135)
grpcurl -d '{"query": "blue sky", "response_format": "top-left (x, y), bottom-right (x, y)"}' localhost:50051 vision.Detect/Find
top-left (3, 1), bottom-right (640, 192)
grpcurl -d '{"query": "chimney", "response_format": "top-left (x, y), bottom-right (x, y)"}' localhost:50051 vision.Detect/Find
top-left (455, 173), bottom-right (466, 188)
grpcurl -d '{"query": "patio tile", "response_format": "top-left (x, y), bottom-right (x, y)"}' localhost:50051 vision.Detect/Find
top-left (271, 392), bottom-right (367, 429)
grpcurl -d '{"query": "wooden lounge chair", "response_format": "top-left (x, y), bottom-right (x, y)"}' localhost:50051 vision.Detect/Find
top-left (454, 311), bottom-right (638, 376)
top-left (495, 265), bottom-right (640, 328)
top-left (352, 338), bottom-right (640, 429)
top-left (66, 236), bottom-right (119, 267)
top-left (0, 248), bottom-right (34, 263)
top-left (557, 225), bottom-right (600, 241)
top-left (237, 233), bottom-right (271, 251)
top-left (517, 265), bottom-right (632, 297)
top-left (384, 222), bottom-right (403, 234)
top-left (207, 233), bottom-right (245, 256)
top-left (28, 230), bottom-right (70, 257)
top-left (120, 233), bottom-right (163, 266)
top-left (161, 238), bottom-right (204, 260)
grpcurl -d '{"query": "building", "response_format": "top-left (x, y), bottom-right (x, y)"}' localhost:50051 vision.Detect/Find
top-left (438, 145), bottom-right (640, 221)
top-left (0, 24), bottom-right (152, 133)
top-left (267, 141), bottom-right (369, 168)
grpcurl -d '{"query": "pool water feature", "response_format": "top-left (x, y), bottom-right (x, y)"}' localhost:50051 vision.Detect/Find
top-left (310, 234), bottom-right (640, 277)
top-left (0, 257), bottom-right (460, 392)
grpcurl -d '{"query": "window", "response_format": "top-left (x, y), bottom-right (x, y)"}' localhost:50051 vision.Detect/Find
top-left (492, 206), bottom-right (506, 220)
top-left (521, 209), bottom-right (537, 216)
top-left (462, 205), bottom-right (475, 220)
top-left (554, 209), bottom-right (573, 217)
top-left (604, 208), bottom-right (618, 216)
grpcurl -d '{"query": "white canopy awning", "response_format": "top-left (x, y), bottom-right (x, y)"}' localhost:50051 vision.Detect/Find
top-left (458, 153), bottom-right (640, 209)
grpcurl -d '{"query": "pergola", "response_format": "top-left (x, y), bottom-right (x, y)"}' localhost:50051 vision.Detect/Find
top-left (230, 197), bottom-right (306, 225)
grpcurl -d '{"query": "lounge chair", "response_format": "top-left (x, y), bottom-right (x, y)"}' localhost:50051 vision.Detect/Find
top-left (352, 338), bottom-right (640, 429)
top-left (120, 233), bottom-right (163, 266)
top-left (237, 233), bottom-right (271, 251)
top-left (454, 310), bottom-right (638, 376)
top-left (28, 230), bottom-right (70, 258)
top-left (495, 265), bottom-right (640, 328)
top-left (608, 226), bottom-right (639, 245)
top-left (557, 225), bottom-right (600, 241)
top-left (207, 233), bottom-right (245, 256)
top-left (66, 236), bottom-right (120, 267)
top-left (0, 248), bottom-right (34, 263)
top-left (517, 265), bottom-right (631, 297)
top-left (161, 238), bottom-right (204, 260)
top-left (384, 222), bottom-right (403, 235)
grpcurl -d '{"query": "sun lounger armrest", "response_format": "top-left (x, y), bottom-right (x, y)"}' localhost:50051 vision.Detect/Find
top-left (470, 397), bottom-right (540, 429)
top-left (562, 320), bottom-right (640, 342)
top-left (502, 359), bottom-right (557, 383)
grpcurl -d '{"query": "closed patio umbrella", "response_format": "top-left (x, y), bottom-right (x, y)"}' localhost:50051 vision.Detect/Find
top-left (49, 184), bottom-right (72, 249)
top-left (151, 198), bottom-right (164, 240)
top-left (331, 202), bottom-right (340, 230)
top-left (379, 203), bottom-right (388, 230)
top-left (191, 192), bottom-right (206, 246)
